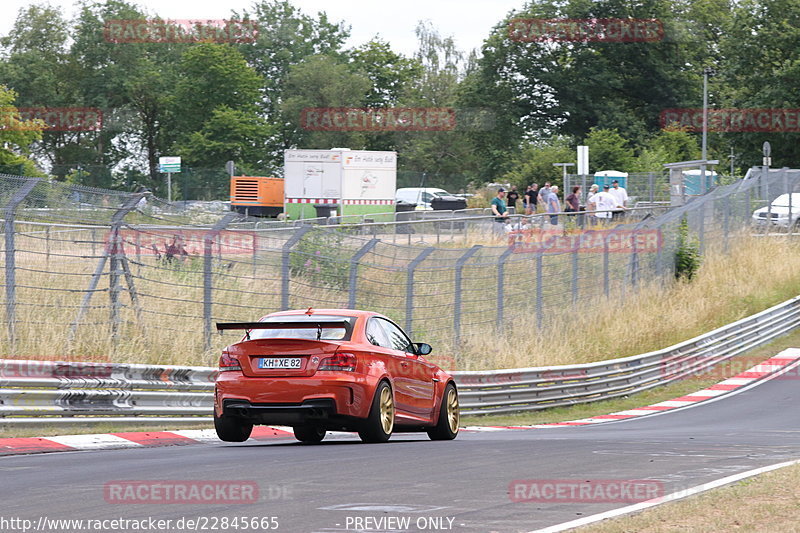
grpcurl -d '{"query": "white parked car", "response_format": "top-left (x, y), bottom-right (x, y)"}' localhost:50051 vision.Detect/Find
top-left (752, 193), bottom-right (800, 228)
top-left (395, 187), bottom-right (452, 210)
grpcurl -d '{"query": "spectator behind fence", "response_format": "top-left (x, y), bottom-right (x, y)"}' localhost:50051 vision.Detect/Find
top-left (507, 185), bottom-right (520, 214)
top-left (586, 184), bottom-right (599, 225)
top-left (491, 187), bottom-right (509, 223)
top-left (593, 184), bottom-right (616, 223)
top-left (610, 180), bottom-right (628, 220)
top-left (565, 186), bottom-right (580, 213)
top-left (547, 185), bottom-right (560, 225)
top-left (525, 184), bottom-right (539, 215)
top-left (538, 182), bottom-right (551, 213)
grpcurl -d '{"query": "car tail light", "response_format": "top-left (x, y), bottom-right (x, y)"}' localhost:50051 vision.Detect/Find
top-left (219, 351), bottom-right (242, 372)
top-left (318, 352), bottom-right (357, 372)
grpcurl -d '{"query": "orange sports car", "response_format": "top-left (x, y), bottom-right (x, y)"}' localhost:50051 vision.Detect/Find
top-left (213, 309), bottom-right (459, 443)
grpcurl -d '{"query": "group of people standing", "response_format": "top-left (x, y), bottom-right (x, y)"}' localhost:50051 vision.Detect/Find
top-left (490, 180), bottom-right (629, 227)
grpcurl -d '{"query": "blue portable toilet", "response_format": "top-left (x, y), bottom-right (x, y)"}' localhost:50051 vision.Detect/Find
top-left (594, 170), bottom-right (628, 190)
top-left (682, 169), bottom-right (717, 195)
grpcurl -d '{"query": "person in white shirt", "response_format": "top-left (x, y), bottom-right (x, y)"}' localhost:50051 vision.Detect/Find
top-left (593, 185), bottom-right (617, 223)
top-left (586, 184), bottom-right (599, 226)
top-left (609, 180), bottom-right (628, 219)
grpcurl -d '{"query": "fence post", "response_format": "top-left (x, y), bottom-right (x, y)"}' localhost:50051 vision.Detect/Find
top-left (3, 178), bottom-right (41, 352)
top-left (454, 246), bottom-right (482, 345)
top-left (109, 230), bottom-right (121, 341)
top-left (698, 201), bottom-right (706, 255)
top-left (280, 226), bottom-right (311, 311)
top-left (496, 248), bottom-right (514, 329)
top-left (536, 251), bottom-right (544, 328)
top-left (71, 192), bottom-right (144, 344)
top-left (405, 247), bottom-right (435, 336)
top-left (723, 196), bottom-right (730, 252)
top-left (649, 173), bottom-right (655, 203)
top-left (630, 229), bottom-right (639, 288)
top-left (203, 212), bottom-right (238, 351)
top-left (571, 248), bottom-right (579, 305)
top-left (45, 226), bottom-right (51, 269)
top-left (347, 238), bottom-right (379, 309)
top-left (603, 234), bottom-right (610, 298)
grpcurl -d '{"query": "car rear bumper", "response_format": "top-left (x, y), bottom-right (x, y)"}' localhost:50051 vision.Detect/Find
top-left (221, 398), bottom-right (342, 427)
top-left (215, 373), bottom-right (375, 425)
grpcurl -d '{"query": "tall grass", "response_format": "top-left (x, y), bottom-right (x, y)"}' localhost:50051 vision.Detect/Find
top-left (4, 223), bottom-right (799, 371)
top-left (447, 234), bottom-right (800, 370)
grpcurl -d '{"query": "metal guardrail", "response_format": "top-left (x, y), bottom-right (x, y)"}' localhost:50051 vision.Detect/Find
top-left (455, 294), bottom-right (800, 415)
top-left (1, 295), bottom-right (798, 425)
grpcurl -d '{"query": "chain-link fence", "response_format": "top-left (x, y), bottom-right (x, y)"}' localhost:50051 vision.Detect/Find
top-left (0, 169), bottom-right (797, 368)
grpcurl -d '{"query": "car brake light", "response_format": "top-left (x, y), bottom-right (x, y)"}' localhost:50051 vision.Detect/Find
top-left (318, 352), bottom-right (357, 372)
top-left (219, 351), bottom-right (242, 372)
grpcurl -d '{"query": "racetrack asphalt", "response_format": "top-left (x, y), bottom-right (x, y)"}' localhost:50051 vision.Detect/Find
top-left (2, 370), bottom-right (799, 533)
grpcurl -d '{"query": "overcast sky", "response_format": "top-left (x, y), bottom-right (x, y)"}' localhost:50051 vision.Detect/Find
top-left (2, 0), bottom-right (525, 56)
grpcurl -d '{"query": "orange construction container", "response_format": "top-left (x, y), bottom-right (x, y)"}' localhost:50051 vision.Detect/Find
top-left (230, 176), bottom-right (284, 217)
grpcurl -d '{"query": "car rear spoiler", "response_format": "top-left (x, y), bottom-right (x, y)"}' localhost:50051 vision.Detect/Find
top-left (216, 320), bottom-right (353, 340)
top-left (216, 320), bottom-right (351, 331)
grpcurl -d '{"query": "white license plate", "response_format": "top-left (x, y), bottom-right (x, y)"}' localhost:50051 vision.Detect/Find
top-left (259, 357), bottom-right (302, 369)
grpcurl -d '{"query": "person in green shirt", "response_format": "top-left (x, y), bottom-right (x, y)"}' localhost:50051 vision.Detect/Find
top-left (491, 188), bottom-right (509, 222)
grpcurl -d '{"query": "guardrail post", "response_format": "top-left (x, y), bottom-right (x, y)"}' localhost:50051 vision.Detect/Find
top-left (3, 178), bottom-right (40, 352)
top-left (203, 212), bottom-right (238, 351)
top-left (496, 248), bottom-right (514, 329)
top-left (280, 226), bottom-right (311, 311)
top-left (405, 247), bottom-right (435, 336)
top-left (454, 246), bottom-right (482, 345)
top-left (348, 238), bottom-right (379, 309)
top-left (536, 251), bottom-right (544, 328)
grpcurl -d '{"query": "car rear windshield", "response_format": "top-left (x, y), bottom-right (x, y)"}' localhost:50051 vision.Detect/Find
top-left (248, 315), bottom-right (355, 341)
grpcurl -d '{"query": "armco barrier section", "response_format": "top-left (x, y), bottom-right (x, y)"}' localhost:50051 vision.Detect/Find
top-left (1, 295), bottom-right (799, 425)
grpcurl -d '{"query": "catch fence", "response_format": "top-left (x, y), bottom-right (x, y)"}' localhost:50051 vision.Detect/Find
top-left (0, 169), bottom-right (797, 369)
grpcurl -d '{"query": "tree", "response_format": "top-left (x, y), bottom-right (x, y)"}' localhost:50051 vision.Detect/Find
top-left (0, 4), bottom-right (83, 178)
top-left (502, 137), bottom-right (575, 189)
top-left (584, 128), bottom-right (635, 172)
top-left (280, 54), bottom-right (373, 150)
top-left (170, 44), bottom-right (272, 177)
top-left (0, 85), bottom-right (44, 175)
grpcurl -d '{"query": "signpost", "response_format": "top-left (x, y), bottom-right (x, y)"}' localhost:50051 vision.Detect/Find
top-left (158, 156), bottom-right (181, 202)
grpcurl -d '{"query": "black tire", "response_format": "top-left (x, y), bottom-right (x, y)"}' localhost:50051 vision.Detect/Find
top-left (293, 425), bottom-right (326, 443)
top-left (358, 381), bottom-right (394, 443)
top-left (214, 411), bottom-right (253, 442)
top-left (427, 383), bottom-right (459, 441)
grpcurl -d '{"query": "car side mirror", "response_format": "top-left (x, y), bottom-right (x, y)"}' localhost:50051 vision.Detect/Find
top-left (414, 342), bottom-right (432, 355)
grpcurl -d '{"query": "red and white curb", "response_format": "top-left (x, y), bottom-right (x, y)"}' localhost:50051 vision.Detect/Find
top-left (464, 348), bottom-right (800, 432)
top-left (0, 426), bottom-right (295, 457)
top-left (2, 349), bottom-right (798, 457)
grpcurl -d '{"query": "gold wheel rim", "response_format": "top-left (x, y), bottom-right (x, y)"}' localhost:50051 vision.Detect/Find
top-left (446, 388), bottom-right (459, 433)
top-left (379, 387), bottom-right (394, 435)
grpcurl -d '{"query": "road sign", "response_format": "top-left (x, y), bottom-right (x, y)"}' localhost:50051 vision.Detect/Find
top-left (158, 156), bottom-right (181, 173)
